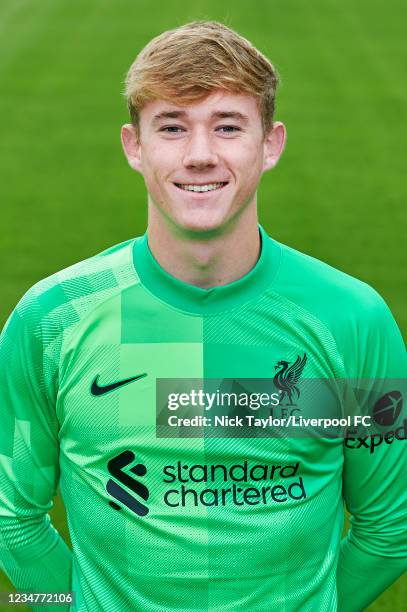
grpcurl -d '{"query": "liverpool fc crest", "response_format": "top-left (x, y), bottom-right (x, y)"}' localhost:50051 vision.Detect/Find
top-left (273, 354), bottom-right (307, 405)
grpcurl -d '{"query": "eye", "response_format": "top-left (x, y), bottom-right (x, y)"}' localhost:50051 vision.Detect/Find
top-left (159, 126), bottom-right (185, 133)
top-left (216, 125), bottom-right (242, 134)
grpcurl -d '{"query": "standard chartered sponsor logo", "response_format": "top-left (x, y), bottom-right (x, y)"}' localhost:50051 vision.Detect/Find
top-left (106, 451), bottom-right (149, 516)
top-left (106, 456), bottom-right (307, 515)
top-left (162, 460), bottom-right (306, 508)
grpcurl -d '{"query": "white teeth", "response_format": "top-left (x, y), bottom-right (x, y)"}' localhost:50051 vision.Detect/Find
top-left (176, 182), bottom-right (226, 192)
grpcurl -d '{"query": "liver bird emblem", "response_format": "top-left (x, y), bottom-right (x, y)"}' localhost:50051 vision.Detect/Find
top-left (273, 354), bottom-right (307, 405)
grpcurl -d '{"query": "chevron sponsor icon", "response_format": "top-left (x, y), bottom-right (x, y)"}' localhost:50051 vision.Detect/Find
top-left (106, 450), bottom-right (149, 516)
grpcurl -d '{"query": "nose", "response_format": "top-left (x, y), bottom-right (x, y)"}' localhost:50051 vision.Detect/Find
top-left (182, 128), bottom-right (218, 170)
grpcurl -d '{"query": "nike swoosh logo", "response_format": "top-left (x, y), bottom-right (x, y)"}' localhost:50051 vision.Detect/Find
top-left (91, 373), bottom-right (147, 396)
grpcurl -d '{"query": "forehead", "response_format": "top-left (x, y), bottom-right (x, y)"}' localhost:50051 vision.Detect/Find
top-left (140, 90), bottom-right (261, 124)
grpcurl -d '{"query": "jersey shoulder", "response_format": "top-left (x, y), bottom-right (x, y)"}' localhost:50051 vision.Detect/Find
top-left (272, 241), bottom-right (405, 375)
top-left (3, 237), bottom-right (141, 342)
top-left (274, 240), bottom-right (391, 325)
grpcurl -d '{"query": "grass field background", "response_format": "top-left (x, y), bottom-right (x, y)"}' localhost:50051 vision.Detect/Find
top-left (0, 0), bottom-right (405, 610)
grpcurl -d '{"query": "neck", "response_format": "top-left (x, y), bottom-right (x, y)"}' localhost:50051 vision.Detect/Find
top-left (147, 205), bottom-right (261, 289)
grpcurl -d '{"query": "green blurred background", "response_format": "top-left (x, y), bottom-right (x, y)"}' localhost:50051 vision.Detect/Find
top-left (0, 0), bottom-right (405, 610)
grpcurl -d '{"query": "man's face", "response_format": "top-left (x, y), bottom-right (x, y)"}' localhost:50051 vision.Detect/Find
top-left (121, 90), bottom-right (285, 235)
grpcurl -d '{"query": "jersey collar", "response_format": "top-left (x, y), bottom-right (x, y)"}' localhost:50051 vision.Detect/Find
top-left (132, 224), bottom-right (281, 315)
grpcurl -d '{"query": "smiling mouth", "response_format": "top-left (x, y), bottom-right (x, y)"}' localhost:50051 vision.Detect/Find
top-left (174, 182), bottom-right (228, 193)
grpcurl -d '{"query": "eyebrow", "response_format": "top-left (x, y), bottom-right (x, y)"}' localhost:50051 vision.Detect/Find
top-left (152, 110), bottom-right (250, 125)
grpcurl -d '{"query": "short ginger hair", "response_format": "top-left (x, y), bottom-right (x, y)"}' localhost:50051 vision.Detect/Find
top-left (124, 21), bottom-right (280, 137)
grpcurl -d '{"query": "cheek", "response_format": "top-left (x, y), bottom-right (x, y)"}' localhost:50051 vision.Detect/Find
top-left (234, 155), bottom-right (263, 188)
top-left (140, 150), bottom-right (178, 208)
top-left (226, 140), bottom-right (263, 173)
top-left (143, 148), bottom-right (179, 185)
top-left (141, 153), bottom-right (165, 189)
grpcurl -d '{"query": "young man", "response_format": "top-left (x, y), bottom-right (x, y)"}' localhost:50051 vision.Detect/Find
top-left (0, 21), bottom-right (406, 612)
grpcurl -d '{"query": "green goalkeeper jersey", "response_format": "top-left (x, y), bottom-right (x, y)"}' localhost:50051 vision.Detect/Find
top-left (0, 225), bottom-right (406, 611)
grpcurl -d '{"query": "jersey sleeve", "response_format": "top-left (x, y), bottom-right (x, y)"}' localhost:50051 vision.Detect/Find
top-left (0, 289), bottom-right (72, 611)
top-left (337, 289), bottom-right (407, 611)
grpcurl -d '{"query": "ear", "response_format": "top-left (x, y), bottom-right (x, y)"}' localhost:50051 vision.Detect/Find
top-left (121, 123), bottom-right (143, 173)
top-left (262, 121), bottom-right (286, 172)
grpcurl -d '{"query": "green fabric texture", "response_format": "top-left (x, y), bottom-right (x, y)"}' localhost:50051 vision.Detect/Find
top-left (0, 225), bottom-right (405, 611)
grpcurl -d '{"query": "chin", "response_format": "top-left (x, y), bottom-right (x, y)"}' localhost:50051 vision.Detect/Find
top-left (175, 212), bottom-right (228, 236)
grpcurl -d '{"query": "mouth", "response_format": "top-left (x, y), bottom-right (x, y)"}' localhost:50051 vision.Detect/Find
top-left (173, 182), bottom-right (228, 194)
